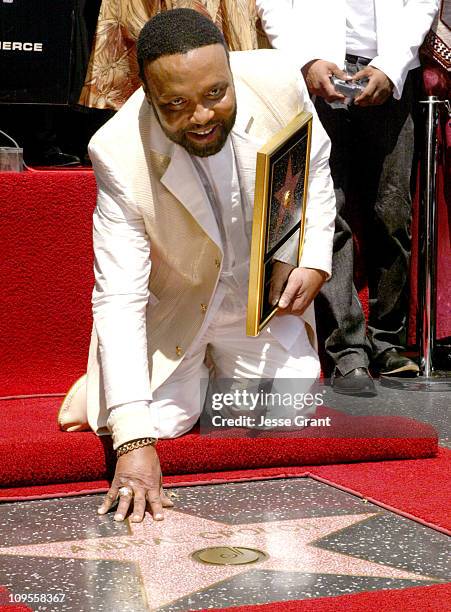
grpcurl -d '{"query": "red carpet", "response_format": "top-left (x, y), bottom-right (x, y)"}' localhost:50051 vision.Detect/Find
top-left (210, 583), bottom-right (451, 612)
top-left (1, 170), bottom-right (95, 397)
top-left (0, 169), bottom-right (364, 395)
top-left (0, 396), bottom-right (437, 488)
top-left (2, 167), bottom-right (448, 395)
top-left (0, 586), bottom-right (32, 611)
top-left (162, 449), bottom-right (451, 534)
top-left (2, 448), bottom-right (449, 532)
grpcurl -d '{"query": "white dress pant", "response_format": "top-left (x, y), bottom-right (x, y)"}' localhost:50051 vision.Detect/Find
top-left (150, 303), bottom-right (320, 439)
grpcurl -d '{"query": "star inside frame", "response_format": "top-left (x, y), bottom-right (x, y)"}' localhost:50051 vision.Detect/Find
top-left (247, 111), bottom-right (312, 336)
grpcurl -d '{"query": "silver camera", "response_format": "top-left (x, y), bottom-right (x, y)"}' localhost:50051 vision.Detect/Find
top-left (328, 75), bottom-right (369, 109)
top-left (331, 76), bottom-right (365, 98)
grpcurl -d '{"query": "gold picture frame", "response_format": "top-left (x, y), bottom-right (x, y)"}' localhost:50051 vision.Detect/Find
top-left (246, 111), bottom-right (313, 336)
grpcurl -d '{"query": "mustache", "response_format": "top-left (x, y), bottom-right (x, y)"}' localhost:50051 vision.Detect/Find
top-left (184, 122), bottom-right (221, 133)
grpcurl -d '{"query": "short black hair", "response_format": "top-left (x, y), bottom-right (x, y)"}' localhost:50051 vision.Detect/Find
top-left (137, 8), bottom-right (228, 83)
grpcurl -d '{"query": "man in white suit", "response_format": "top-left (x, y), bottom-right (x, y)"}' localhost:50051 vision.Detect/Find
top-left (258, 0), bottom-right (439, 395)
top-left (59, 9), bottom-right (335, 522)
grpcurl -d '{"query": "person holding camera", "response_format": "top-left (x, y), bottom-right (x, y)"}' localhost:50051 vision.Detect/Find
top-left (260, 0), bottom-right (439, 395)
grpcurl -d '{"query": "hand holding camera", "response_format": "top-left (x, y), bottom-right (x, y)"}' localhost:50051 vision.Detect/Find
top-left (329, 76), bottom-right (368, 108)
top-left (302, 59), bottom-right (350, 102)
top-left (328, 64), bottom-right (393, 109)
top-left (351, 66), bottom-right (394, 107)
top-left (302, 59), bottom-right (393, 109)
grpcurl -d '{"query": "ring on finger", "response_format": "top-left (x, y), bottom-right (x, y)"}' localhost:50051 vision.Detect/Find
top-left (118, 486), bottom-right (133, 497)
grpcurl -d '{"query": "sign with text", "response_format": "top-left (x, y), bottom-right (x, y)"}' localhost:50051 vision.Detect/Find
top-left (0, 0), bottom-right (75, 103)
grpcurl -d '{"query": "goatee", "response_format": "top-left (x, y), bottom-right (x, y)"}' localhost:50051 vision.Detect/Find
top-left (150, 101), bottom-right (237, 158)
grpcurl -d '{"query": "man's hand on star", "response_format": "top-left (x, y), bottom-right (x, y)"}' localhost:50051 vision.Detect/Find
top-left (97, 445), bottom-right (174, 523)
top-left (353, 66), bottom-right (393, 106)
top-left (302, 59), bottom-right (349, 102)
top-left (277, 267), bottom-right (327, 316)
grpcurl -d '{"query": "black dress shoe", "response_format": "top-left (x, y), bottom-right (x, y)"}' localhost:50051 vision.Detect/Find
top-left (373, 348), bottom-right (419, 377)
top-left (332, 367), bottom-right (377, 397)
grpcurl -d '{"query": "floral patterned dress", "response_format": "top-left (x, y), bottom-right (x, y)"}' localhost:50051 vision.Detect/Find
top-left (79, 0), bottom-right (269, 109)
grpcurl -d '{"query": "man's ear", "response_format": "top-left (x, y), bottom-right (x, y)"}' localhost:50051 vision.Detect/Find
top-left (142, 84), bottom-right (152, 105)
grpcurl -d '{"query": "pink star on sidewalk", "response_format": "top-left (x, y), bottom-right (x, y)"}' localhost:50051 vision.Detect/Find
top-left (0, 509), bottom-right (434, 610)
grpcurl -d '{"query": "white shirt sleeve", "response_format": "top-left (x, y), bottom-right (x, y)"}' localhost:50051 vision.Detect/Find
top-left (255, 4), bottom-right (336, 275)
top-left (91, 154), bottom-right (153, 411)
top-left (256, 0), bottom-right (310, 68)
top-left (370, 0), bottom-right (439, 99)
top-left (107, 400), bottom-right (158, 450)
top-left (297, 75), bottom-right (336, 277)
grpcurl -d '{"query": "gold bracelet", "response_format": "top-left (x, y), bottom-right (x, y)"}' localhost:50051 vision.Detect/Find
top-left (116, 437), bottom-right (158, 458)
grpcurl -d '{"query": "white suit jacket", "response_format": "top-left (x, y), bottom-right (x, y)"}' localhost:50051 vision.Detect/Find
top-left (87, 50), bottom-right (336, 429)
top-left (257, 0), bottom-right (439, 98)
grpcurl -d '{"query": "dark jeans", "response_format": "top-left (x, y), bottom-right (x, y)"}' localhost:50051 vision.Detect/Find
top-left (314, 71), bottom-right (417, 375)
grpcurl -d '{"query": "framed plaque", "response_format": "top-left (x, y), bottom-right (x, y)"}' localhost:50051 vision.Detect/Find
top-left (246, 111), bottom-right (313, 336)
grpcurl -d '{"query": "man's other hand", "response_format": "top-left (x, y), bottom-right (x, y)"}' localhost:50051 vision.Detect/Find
top-left (269, 261), bottom-right (295, 309)
top-left (97, 445), bottom-right (174, 523)
top-left (302, 59), bottom-right (349, 102)
top-left (277, 267), bottom-right (327, 316)
top-left (353, 66), bottom-right (393, 106)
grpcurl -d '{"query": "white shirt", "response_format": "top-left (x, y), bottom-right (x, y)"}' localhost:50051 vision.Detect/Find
top-left (346, 0), bottom-right (377, 59)
top-left (257, 0), bottom-right (439, 99)
top-left (194, 138), bottom-right (252, 308)
top-left (256, 0), bottom-right (312, 68)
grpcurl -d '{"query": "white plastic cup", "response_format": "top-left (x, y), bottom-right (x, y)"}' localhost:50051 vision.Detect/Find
top-left (0, 147), bottom-right (23, 172)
